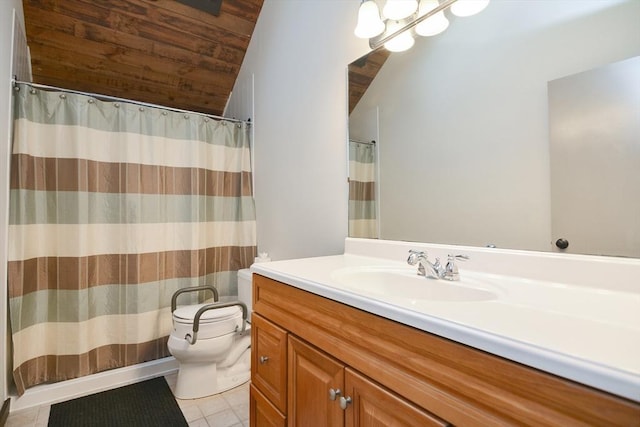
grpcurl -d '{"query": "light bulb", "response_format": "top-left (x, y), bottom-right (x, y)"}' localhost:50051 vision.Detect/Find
top-left (384, 21), bottom-right (415, 52)
top-left (382, 0), bottom-right (418, 20)
top-left (354, 0), bottom-right (385, 38)
top-left (450, 0), bottom-right (490, 17)
top-left (415, 0), bottom-right (449, 36)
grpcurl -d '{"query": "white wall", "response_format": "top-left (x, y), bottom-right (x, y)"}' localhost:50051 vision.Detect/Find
top-left (353, 0), bottom-right (640, 252)
top-left (549, 57), bottom-right (640, 257)
top-left (229, 0), bottom-right (369, 261)
top-left (1, 0), bottom-right (27, 403)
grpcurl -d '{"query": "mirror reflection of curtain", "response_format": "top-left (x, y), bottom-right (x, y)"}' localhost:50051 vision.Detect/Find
top-left (348, 140), bottom-right (378, 238)
top-left (8, 83), bottom-right (257, 395)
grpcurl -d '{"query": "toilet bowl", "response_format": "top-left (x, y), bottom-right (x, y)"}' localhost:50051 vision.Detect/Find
top-left (167, 271), bottom-right (252, 399)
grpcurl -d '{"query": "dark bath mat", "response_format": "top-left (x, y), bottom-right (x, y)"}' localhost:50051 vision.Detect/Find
top-left (48, 376), bottom-right (188, 427)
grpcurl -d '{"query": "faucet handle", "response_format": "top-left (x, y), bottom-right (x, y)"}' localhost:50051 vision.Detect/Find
top-left (407, 250), bottom-right (427, 276)
top-left (407, 249), bottom-right (426, 265)
top-left (444, 254), bottom-right (469, 281)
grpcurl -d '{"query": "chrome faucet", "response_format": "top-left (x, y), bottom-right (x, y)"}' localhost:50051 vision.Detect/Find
top-left (407, 250), bottom-right (443, 279)
top-left (407, 250), bottom-right (469, 281)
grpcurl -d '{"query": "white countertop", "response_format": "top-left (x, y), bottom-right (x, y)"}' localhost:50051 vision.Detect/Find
top-left (251, 251), bottom-right (640, 402)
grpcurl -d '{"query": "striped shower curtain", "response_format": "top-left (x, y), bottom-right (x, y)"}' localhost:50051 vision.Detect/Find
top-left (348, 140), bottom-right (378, 238)
top-left (8, 83), bottom-right (257, 395)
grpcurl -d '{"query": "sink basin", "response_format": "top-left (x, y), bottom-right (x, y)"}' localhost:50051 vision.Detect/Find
top-left (331, 266), bottom-right (499, 302)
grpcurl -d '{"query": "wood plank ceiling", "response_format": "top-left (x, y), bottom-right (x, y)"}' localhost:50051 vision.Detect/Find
top-left (22, 0), bottom-right (264, 116)
top-left (348, 48), bottom-right (390, 115)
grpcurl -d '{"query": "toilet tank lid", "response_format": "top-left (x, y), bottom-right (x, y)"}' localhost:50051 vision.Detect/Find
top-left (173, 303), bottom-right (241, 322)
top-left (238, 268), bottom-right (251, 281)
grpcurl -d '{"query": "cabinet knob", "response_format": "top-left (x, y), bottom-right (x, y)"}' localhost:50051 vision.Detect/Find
top-left (339, 396), bottom-right (352, 410)
top-left (555, 238), bottom-right (569, 249)
top-left (329, 388), bottom-right (341, 401)
top-left (259, 355), bottom-right (269, 364)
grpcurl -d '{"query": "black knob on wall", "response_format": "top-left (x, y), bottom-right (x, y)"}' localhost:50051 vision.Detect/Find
top-left (555, 238), bottom-right (569, 250)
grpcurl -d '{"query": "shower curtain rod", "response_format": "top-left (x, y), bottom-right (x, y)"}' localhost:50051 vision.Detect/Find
top-left (350, 139), bottom-right (376, 145)
top-left (12, 78), bottom-right (250, 125)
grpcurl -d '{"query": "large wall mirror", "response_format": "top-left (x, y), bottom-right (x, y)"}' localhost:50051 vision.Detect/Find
top-left (348, 0), bottom-right (640, 258)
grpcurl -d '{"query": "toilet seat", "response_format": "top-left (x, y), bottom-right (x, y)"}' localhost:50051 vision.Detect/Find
top-left (168, 280), bottom-right (252, 399)
top-left (172, 303), bottom-right (243, 340)
top-left (173, 303), bottom-right (241, 323)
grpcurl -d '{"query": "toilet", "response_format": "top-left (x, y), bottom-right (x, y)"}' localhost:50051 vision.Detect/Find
top-left (167, 269), bottom-right (253, 399)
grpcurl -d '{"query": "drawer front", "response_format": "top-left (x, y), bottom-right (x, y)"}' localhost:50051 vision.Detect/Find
top-left (252, 313), bottom-right (288, 413)
top-left (250, 383), bottom-right (286, 427)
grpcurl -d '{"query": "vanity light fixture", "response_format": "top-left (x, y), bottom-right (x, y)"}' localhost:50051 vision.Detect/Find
top-left (383, 0), bottom-right (419, 20)
top-left (415, 0), bottom-right (450, 36)
top-left (384, 20), bottom-right (416, 52)
top-left (354, 0), bottom-right (386, 38)
top-left (355, 0), bottom-right (489, 52)
top-left (450, 0), bottom-right (490, 17)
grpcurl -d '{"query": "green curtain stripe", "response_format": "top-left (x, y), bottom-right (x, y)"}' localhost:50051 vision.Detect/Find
top-left (348, 200), bottom-right (377, 220)
top-left (9, 191), bottom-right (256, 224)
top-left (13, 84), bottom-right (249, 147)
top-left (9, 271), bottom-right (239, 331)
top-left (349, 142), bottom-right (376, 164)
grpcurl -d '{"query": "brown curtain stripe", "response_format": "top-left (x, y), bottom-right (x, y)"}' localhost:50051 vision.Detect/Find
top-left (348, 180), bottom-right (375, 201)
top-left (11, 338), bottom-right (171, 395)
top-left (8, 246), bottom-right (256, 296)
top-left (10, 154), bottom-right (253, 196)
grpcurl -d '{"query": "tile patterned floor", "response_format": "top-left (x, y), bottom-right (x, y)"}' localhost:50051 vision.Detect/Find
top-left (4, 373), bottom-right (249, 427)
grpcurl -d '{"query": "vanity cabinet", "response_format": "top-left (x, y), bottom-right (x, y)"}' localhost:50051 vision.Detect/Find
top-left (251, 274), bottom-right (640, 426)
top-left (252, 314), bottom-right (444, 427)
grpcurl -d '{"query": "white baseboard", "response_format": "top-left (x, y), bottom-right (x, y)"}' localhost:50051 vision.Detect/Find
top-left (9, 357), bottom-right (179, 413)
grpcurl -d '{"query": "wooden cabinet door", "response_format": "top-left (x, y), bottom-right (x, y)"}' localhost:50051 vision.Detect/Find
top-left (251, 383), bottom-right (287, 427)
top-left (288, 336), bottom-right (344, 427)
top-left (252, 313), bottom-right (288, 413)
top-left (344, 368), bottom-right (449, 427)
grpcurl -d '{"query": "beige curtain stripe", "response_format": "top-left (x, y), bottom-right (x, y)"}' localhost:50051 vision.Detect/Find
top-left (12, 309), bottom-right (175, 363)
top-left (349, 219), bottom-right (379, 239)
top-left (13, 118), bottom-right (252, 172)
top-left (9, 222), bottom-right (257, 261)
top-left (11, 154), bottom-right (254, 197)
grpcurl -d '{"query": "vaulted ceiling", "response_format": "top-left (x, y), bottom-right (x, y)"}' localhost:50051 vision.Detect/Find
top-left (348, 48), bottom-right (390, 114)
top-left (22, 0), bottom-right (264, 116)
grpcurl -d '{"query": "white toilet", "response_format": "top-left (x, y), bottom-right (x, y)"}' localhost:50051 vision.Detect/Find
top-left (167, 269), bottom-right (252, 399)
